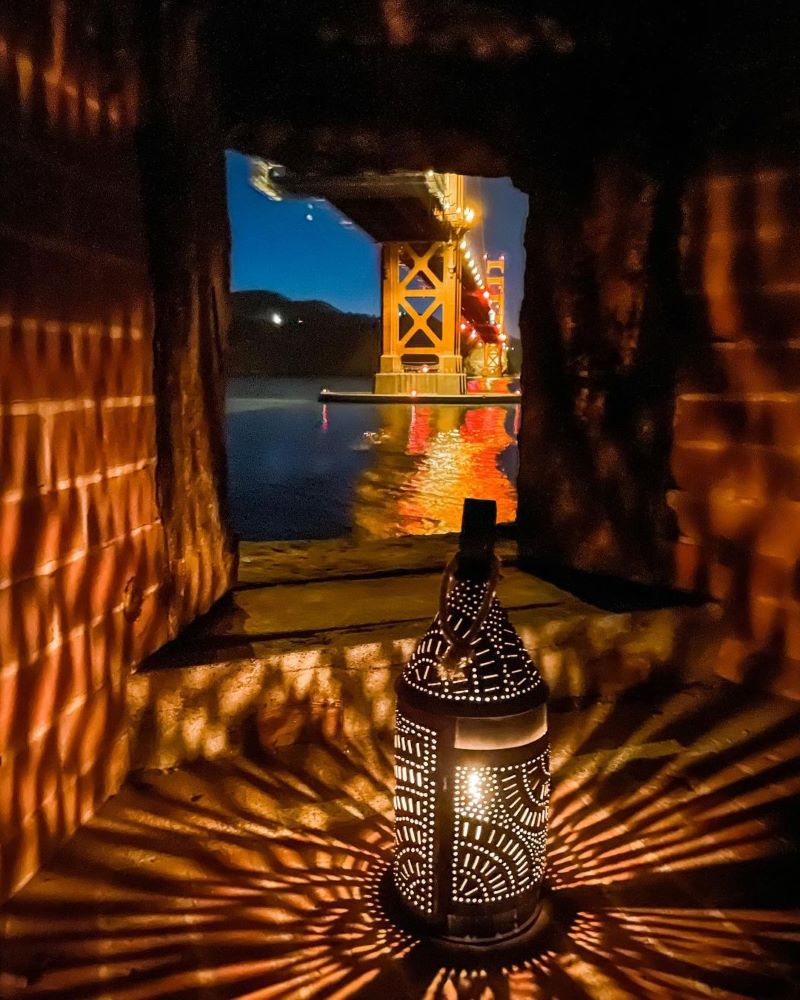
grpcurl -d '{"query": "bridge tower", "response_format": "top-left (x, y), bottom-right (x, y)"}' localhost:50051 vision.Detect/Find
top-left (375, 173), bottom-right (467, 396)
top-left (480, 256), bottom-right (506, 379)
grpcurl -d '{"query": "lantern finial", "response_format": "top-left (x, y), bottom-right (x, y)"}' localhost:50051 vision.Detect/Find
top-left (458, 497), bottom-right (496, 570)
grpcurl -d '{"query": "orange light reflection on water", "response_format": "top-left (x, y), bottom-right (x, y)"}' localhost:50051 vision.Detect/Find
top-left (354, 405), bottom-right (517, 538)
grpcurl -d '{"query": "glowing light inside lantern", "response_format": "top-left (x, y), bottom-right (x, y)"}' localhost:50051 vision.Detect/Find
top-left (466, 770), bottom-right (484, 806)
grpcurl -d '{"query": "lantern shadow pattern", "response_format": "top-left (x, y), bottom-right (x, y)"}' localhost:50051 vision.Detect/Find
top-left (1, 683), bottom-right (799, 999)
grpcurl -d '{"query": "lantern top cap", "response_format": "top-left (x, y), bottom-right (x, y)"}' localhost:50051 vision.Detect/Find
top-left (458, 498), bottom-right (496, 577)
top-left (398, 498), bottom-right (546, 714)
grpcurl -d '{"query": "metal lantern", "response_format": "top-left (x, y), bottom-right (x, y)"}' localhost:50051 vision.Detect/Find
top-left (391, 499), bottom-right (549, 945)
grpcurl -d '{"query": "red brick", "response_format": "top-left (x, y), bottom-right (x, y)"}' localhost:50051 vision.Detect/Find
top-left (675, 393), bottom-right (800, 448)
top-left (715, 636), bottom-right (752, 685)
top-left (58, 684), bottom-right (126, 779)
top-left (0, 323), bottom-right (81, 403)
top-left (55, 540), bottom-right (133, 631)
top-left (101, 403), bottom-right (156, 471)
top-left (0, 628), bottom-right (96, 756)
top-left (684, 227), bottom-right (800, 296)
top-left (2, 235), bottom-right (147, 329)
top-left (683, 167), bottom-right (800, 227)
top-left (56, 527), bottom-right (163, 635)
top-left (673, 537), bottom-right (705, 592)
top-left (0, 727), bottom-right (60, 839)
top-left (0, 487), bottom-right (85, 579)
top-left (0, 658), bottom-right (57, 758)
top-left (37, 771), bottom-right (80, 853)
top-left (764, 656), bottom-right (800, 701)
top-left (86, 468), bottom-right (158, 547)
top-left (707, 558), bottom-right (735, 602)
top-left (0, 413), bottom-right (46, 492)
top-left (690, 287), bottom-right (800, 343)
top-left (102, 335), bottom-right (153, 399)
top-left (668, 491), bottom-right (800, 564)
top-left (75, 331), bottom-right (106, 398)
top-left (0, 763), bottom-right (85, 899)
top-left (0, 665), bottom-right (17, 752)
top-left (89, 608), bottom-right (130, 685)
top-left (671, 536), bottom-right (739, 601)
top-left (783, 609), bottom-right (800, 663)
top-left (668, 490), bottom-right (758, 544)
top-left (76, 330), bottom-right (152, 400)
top-left (0, 574), bottom-right (56, 668)
top-left (749, 553), bottom-right (795, 601)
top-left (748, 594), bottom-right (783, 644)
top-left (679, 342), bottom-right (800, 395)
top-left (47, 406), bottom-right (103, 485)
top-left (123, 336), bottom-right (154, 397)
top-left (671, 442), bottom-right (800, 500)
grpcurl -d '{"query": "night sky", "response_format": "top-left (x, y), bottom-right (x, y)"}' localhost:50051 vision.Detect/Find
top-left (225, 150), bottom-right (528, 337)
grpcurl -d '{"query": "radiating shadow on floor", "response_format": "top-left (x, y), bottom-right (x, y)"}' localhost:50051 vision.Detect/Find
top-left (1, 682), bottom-right (799, 999)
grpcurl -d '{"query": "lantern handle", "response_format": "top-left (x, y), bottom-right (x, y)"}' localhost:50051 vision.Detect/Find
top-left (438, 553), bottom-right (501, 656)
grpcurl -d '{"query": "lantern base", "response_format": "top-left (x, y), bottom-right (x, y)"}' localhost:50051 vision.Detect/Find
top-left (380, 870), bottom-right (552, 956)
top-left (435, 899), bottom-right (552, 954)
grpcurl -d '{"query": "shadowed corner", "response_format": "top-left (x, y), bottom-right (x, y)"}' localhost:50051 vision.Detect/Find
top-left (1, 681), bottom-right (799, 999)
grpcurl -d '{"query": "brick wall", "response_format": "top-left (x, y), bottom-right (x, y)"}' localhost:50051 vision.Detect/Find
top-left (0, 1), bottom-right (172, 898)
top-left (672, 165), bottom-right (800, 698)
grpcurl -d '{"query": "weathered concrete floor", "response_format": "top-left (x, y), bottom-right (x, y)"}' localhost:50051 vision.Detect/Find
top-left (2, 683), bottom-right (799, 999)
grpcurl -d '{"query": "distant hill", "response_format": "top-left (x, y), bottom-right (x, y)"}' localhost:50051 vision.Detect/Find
top-left (228, 290), bottom-right (380, 378)
top-left (227, 290), bottom-right (522, 377)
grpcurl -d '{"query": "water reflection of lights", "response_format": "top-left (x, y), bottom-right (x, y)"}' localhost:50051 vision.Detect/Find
top-left (3, 686), bottom-right (799, 998)
top-left (397, 407), bottom-right (516, 533)
top-left (353, 405), bottom-right (517, 539)
top-left (406, 405), bottom-right (432, 456)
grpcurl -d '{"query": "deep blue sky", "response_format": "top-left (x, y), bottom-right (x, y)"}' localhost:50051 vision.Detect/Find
top-left (225, 150), bottom-right (528, 337)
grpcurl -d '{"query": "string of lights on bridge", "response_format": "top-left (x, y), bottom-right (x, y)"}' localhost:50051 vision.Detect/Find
top-left (423, 170), bottom-right (507, 353)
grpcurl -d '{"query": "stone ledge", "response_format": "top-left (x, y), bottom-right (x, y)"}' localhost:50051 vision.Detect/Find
top-left (128, 540), bottom-right (721, 769)
top-left (235, 532), bottom-right (518, 586)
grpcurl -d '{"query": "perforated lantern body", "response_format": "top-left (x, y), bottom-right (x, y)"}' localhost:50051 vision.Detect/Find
top-left (392, 576), bottom-right (549, 942)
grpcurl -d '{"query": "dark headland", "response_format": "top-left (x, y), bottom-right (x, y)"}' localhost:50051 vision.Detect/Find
top-left (228, 290), bottom-right (379, 378)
